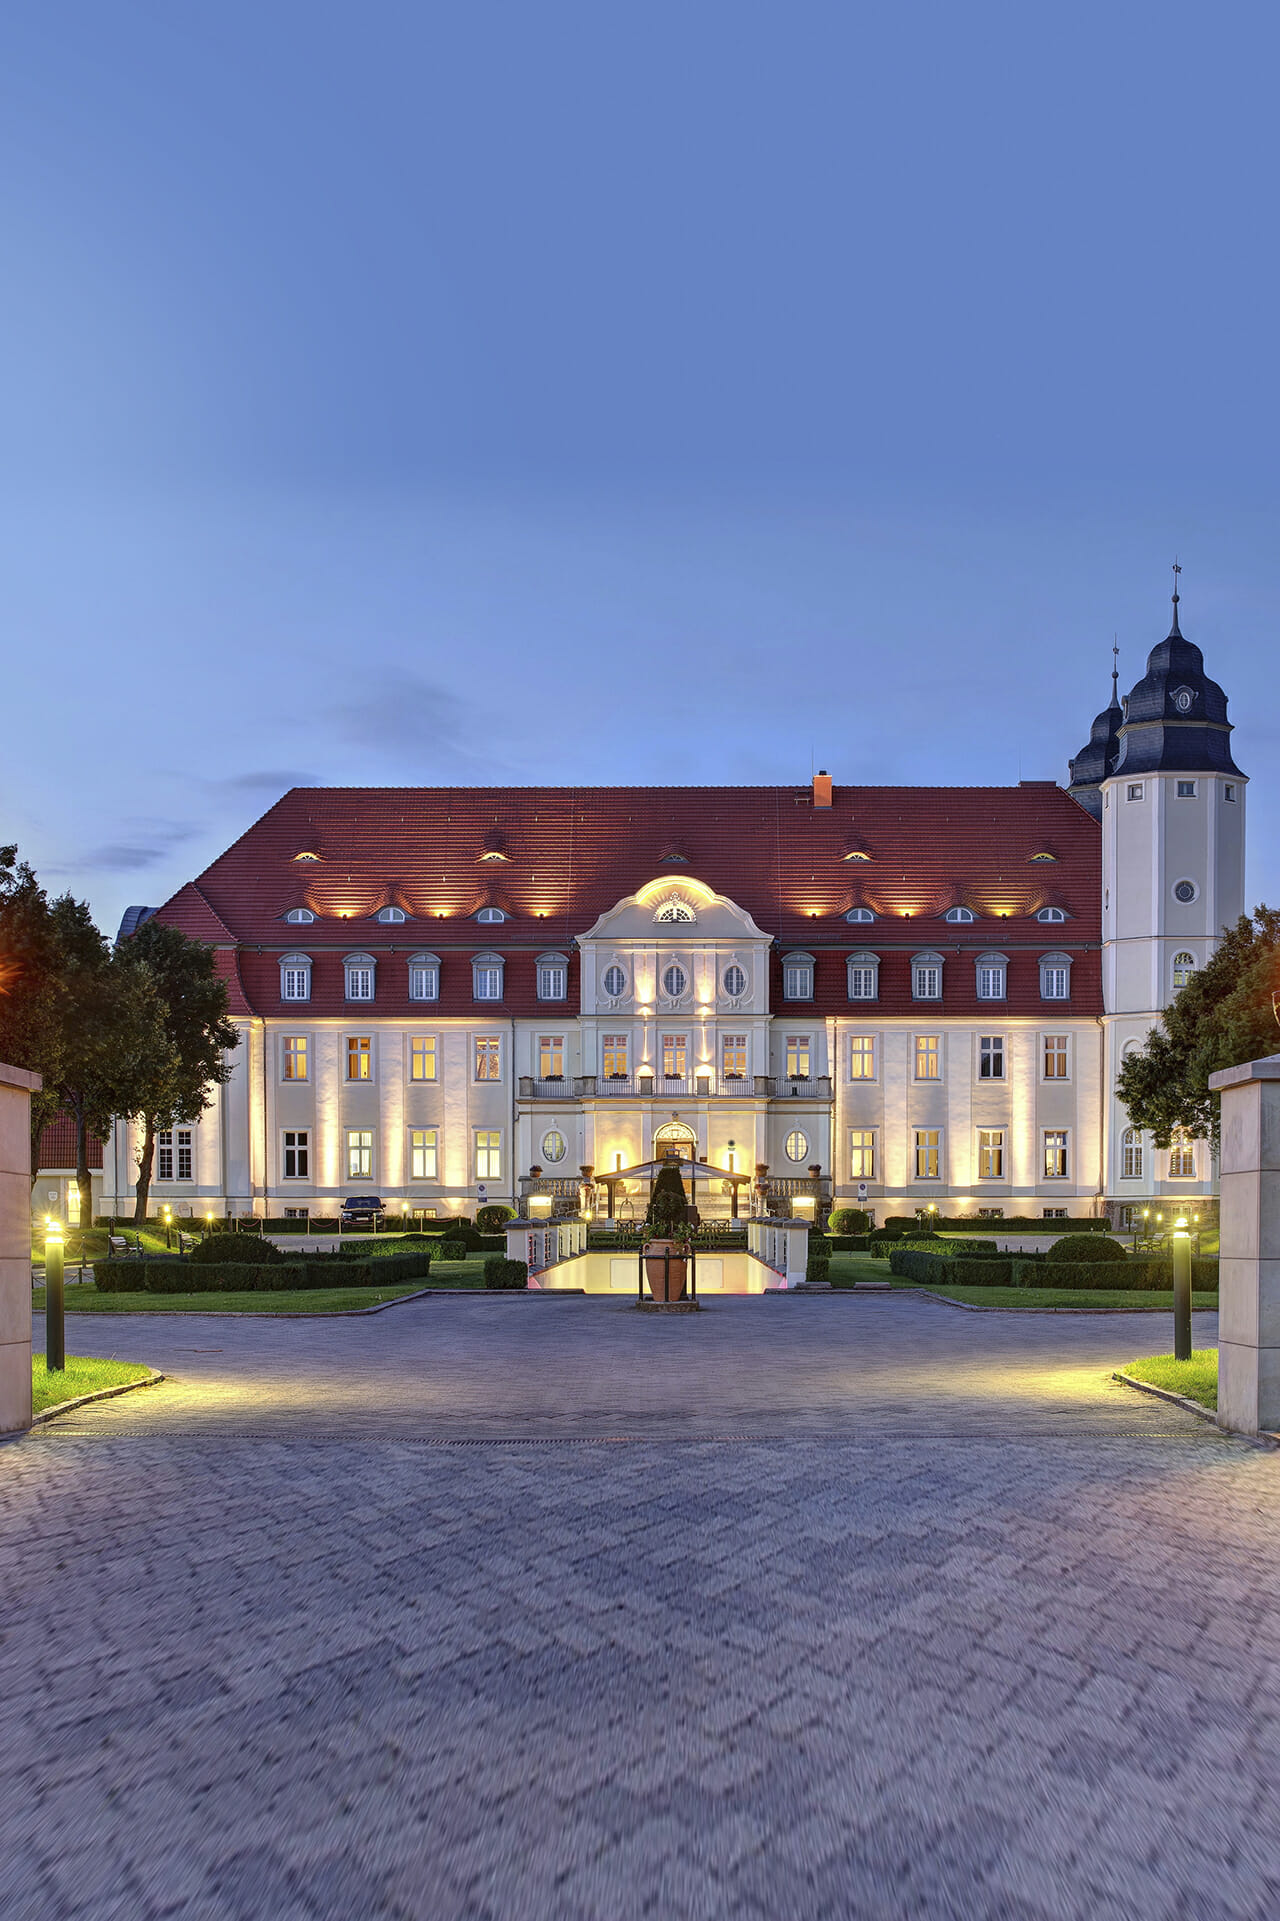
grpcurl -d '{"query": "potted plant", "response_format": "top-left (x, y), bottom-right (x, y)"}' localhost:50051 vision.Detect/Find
top-left (642, 1160), bottom-right (691, 1302)
top-left (528, 1165), bottom-right (543, 1178)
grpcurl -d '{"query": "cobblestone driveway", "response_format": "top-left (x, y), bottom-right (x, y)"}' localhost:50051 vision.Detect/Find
top-left (4, 1294), bottom-right (1278, 1919)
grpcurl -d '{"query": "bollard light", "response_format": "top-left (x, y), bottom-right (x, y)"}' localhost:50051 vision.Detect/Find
top-left (1172, 1216), bottom-right (1192, 1362)
top-left (44, 1219), bottom-right (65, 1372)
top-left (528, 1195), bottom-right (552, 1219)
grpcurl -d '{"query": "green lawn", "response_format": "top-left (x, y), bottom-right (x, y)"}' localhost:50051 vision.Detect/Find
top-left (32, 1255), bottom-right (488, 1313)
top-left (827, 1252), bottom-right (1218, 1312)
top-left (32, 1355), bottom-right (153, 1415)
top-left (1120, 1350), bottom-right (1218, 1408)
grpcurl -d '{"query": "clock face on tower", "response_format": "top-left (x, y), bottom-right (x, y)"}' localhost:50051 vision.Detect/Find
top-left (1174, 880), bottom-right (1197, 903)
top-left (1172, 685), bottom-right (1196, 714)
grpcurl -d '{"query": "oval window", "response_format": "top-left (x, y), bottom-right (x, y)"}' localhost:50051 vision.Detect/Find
top-left (602, 964), bottom-right (627, 997)
top-left (723, 964), bottom-right (746, 997)
top-left (542, 1130), bottom-right (567, 1164)
top-left (662, 963), bottom-right (687, 997)
top-left (1174, 879), bottom-right (1198, 903)
top-left (785, 1130), bottom-right (809, 1163)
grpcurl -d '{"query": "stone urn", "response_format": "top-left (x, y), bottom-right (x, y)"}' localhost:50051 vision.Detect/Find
top-left (643, 1238), bottom-right (689, 1302)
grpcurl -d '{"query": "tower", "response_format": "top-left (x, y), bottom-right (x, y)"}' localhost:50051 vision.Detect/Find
top-left (1071, 576), bottom-right (1247, 1214)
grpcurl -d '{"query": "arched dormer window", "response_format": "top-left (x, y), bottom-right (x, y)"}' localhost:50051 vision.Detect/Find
top-left (376, 905), bottom-right (406, 924)
top-left (1122, 1128), bottom-right (1143, 1180)
top-left (344, 952), bottom-right (376, 1001)
top-left (476, 906), bottom-right (507, 924)
top-left (285, 907), bottom-right (315, 924)
top-left (912, 951), bottom-right (944, 1000)
top-left (472, 950), bottom-right (504, 1000)
top-left (408, 952), bottom-right (439, 1001)
top-left (975, 952), bottom-right (1007, 1000)
top-left (846, 952), bottom-right (880, 1000)
top-left (944, 906), bottom-right (976, 924)
top-left (782, 952), bottom-right (814, 1000)
top-left (279, 952), bottom-right (312, 1002)
top-left (845, 907), bottom-right (876, 924)
top-left (1036, 906), bottom-right (1067, 924)
top-left (1039, 951), bottom-right (1072, 1001)
top-left (536, 951), bottom-right (568, 1000)
top-left (1172, 951), bottom-right (1197, 990)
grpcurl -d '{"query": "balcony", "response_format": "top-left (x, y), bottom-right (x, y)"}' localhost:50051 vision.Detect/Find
top-left (518, 1073), bottom-right (834, 1102)
top-left (771, 1077), bottom-right (831, 1101)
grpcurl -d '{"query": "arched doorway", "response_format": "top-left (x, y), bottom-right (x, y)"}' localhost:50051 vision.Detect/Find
top-left (653, 1121), bottom-right (697, 1156)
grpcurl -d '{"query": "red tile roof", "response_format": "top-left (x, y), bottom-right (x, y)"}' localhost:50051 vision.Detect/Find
top-left (37, 1114), bottom-right (104, 1171)
top-left (152, 782), bottom-right (1102, 1018)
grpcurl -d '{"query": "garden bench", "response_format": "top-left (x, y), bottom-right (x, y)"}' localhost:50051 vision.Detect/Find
top-left (107, 1233), bottom-right (140, 1258)
top-left (177, 1231), bottom-right (199, 1255)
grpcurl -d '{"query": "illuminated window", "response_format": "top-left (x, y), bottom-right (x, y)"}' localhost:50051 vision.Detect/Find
top-left (1172, 951), bottom-right (1196, 990)
top-left (408, 953), bottom-right (439, 1001)
top-left (475, 1130), bottom-right (503, 1180)
top-left (409, 1127), bottom-right (438, 1180)
top-left (977, 1129), bottom-right (1004, 1179)
top-left (345, 953), bottom-right (376, 1001)
top-left (474, 1036), bottom-right (501, 1082)
top-left (280, 953), bottom-right (311, 1001)
top-left (850, 1130), bottom-right (876, 1179)
top-left (539, 1035), bottom-right (565, 1078)
top-left (654, 897), bottom-right (695, 923)
top-left (156, 1128), bottom-right (193, 1182)
top-left (722, 1033), bottom-right (748, 1078)
top-left (346, 1129), bottom-right (374, 1180)
top-left (785, 1130), bottom-right (809, 1163)
top-left (283, 1130), bottom-right (309, 1179)
top-left (783, 953), bottom-right (814, 1000)
top-left (282, 1036), bottom-right (308, 1082)
top-left (914, 1130), bottom-right (941, 1179)
top-left (409, 1037), bottom-right (437, 1082)
top-left (979, 1035), bottom-right (1004, 1080)
top-left (662, 1033), bottom-right (687, 1078)
top-left (915, 1035), bottom-right (940, 1080)
top-left (785, 1035), bottom-right (811, 1078)
top-left (723, 963), bottom-right (747, 998)
top-left (602, 964), bottom-right (627, 998)
top-left (346, 1036), bottom-right (372, 1081)
top-left (662, 962), bottom-right (688, 998)
top-left (1043, 1130), bottom-right (1068, 1179)
top-left (912, 953), bottom-right (943, 1000)
top-left (602, 1033), bottom-right (628, 1078)
top-left (1169, 1131), bottom-right (1196, 1178)
top-left (849, 1036), bottom-right (876, 1080)
top-left (1122, 1128), bottom-right (1143, 1180)
top-left (1043, 1034), bottom-right (1068, 1080)
top-left (541, 1129), bottom-right (567, 1164)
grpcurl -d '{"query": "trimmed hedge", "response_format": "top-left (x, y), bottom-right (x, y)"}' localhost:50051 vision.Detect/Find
top-left (93, 1249), bottom-right (435, 1293)
top-left (435, 1240), bottom-right (467, 1262)
top-left (828, 1208), bottom-right (871, 1235)
top-left (1045, 1235), bottom-right (1127, 1264)
top-left (887, 1248), bottom-right (1220, 1293)
top-left (805, 1245), bottom-right (832, 1284)
top-left (189, 1234), bottom-right (286, 1267)
top-left (483, 1256), bottom-right (528, 1289)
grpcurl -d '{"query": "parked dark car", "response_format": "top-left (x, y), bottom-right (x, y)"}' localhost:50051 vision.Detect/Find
top-left (340, 1195), bottom-right (385, 1228)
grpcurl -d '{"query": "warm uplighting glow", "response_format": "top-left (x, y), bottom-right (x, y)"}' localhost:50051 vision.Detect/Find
top-left (792, 1194), bottom-right (815, 1217)
top-left (46, 1219), bottom-right (63, 1243)
top-left (636, 875), bottom-right (717, 907)
top-left (528, 1194), bottom-right (552, 1218)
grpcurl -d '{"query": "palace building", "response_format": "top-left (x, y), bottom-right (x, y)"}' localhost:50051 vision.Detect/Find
top-left (102, 590), bottom-right (1246, 1227)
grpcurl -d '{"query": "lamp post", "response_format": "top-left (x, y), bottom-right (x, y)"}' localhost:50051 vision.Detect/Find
top-left (1172, 1216), bottom-right (1192, 1362)
top-left (162, 1205), bottom-right (172, 1249)
top-left (44, 1219), bottom-right (65, 1373)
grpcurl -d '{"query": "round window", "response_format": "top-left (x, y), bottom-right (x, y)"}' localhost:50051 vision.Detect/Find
top-left (1173, 879), bottom-right (1198, 904)
top-left (541, 1130), bottom-right (567, 1164)
top-left (723, 964), bottom-right (746, 997)
top-left (602, 964), bottom-right (626, 997)
top-left (662, 963), bottom-right (687, 997)
top-left (785, 1130), bottom-right (809, 1163)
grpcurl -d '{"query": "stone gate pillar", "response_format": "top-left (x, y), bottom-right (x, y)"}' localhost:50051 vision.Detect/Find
top-left (1, 1063), bottom-right (41, 1436)
top-left (1209, 1054), bottom-right (1280, 1436)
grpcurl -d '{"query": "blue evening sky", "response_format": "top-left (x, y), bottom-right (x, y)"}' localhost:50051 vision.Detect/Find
top-left (1, 1), bottom-right (1276, 935)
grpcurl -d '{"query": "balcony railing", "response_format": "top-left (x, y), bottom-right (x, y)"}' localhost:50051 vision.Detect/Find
top-left (771, 1077), bottom-right (831, 1100)
top-left (518, 1073), bottom-right (834, 1101)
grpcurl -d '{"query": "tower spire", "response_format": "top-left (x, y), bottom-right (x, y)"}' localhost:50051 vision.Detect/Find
top-left (1111, 635), bottom-right (1120, 707)
top-left (1170, 559), bottom-right (1183, 637)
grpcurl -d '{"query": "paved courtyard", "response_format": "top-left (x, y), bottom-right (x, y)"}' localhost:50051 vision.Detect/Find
top-left (4, 1293), bottom-right (1279, 1919)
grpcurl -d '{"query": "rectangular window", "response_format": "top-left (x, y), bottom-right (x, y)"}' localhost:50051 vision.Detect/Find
top-left (914, 1129), bottom-right (941, 1180)
top-left (914, 964), bottom-right (941, 999)
top-left (1225, 782), bottom-right (1237, 802)
top-left (346, 965), bottom-right (374, 1001)
top-left (722, 1033), bottom-right (747, 1078)
top-left (1176, 780), bottom-right (1197, 798)
top-left (1127, 783), bottom-right (1144, 801)
top-left (282, 1035), bottom-right (309, 1082)
top-left (475, 1129), bottom-right (502, 1180)
top-left (157, 1132), bottom-right (173, 1181)
top-left (156, 1127), bottom-right (193, 1182)
top-left (1041, 966), bottom-right (1069, 1000)
top-left (661, 1033), bottom-right (687, 1078)
top-left (848, 965), bottom-right (877, 1000)
top-left (602, 1033), bottom-right (628, 1078)
top-left (849, 1036), bottom-right (876, 1080)
top-left (1043, 1034), bottom-right (1069, 1079)
top-left (409, 962), bottom-right (438, 1001)
top-left (1122, 1135), bottom-right (1143, 1180)
top-left (410, 1126), bottom-right (438, 1180)
top-left (977, 1129), bottom-right (1004, 1180)
top-left (977, 964), bottom-right (1005, 1000)
top-left (346, 1036), bottom-right (372, 1081)
top-left (346, 1129), bottom-right (374, 1180)
top-left (783, 962), bottom-right (813, 1000)
top-left (177, 1129), bottom-right (193, 1181)
top-left (850, 1129), bottom-right (876, 1180)
top-left (1169, 1132), bottom-right (1196, 1178)
top-left (1043, 1207), bottom-right (1066, 1219)
top-left (283, 1130), bottom-right (310, 1179)
top-left (785, 1035), bottom-right (811, 1078)
top-left (474, 1036), bottom-right (501, 1082)
top-left (281, 966), bottom-right (310, 1001)
top-left (915, 1035), bottom-right (940, 1080)
top-left (1043, 1130), bottom-right (1068, 1179)
top-left (409, 1036), bottom-right (437, 1082)
top-left (473, 965), bottom-right (502, 1000)
top-left (537, 962), bottom-right (566, 1000)
top-left (979, 1035), bottom-right (1004, 1080)
top-left (539, 1035), bottom-right (565, 1078)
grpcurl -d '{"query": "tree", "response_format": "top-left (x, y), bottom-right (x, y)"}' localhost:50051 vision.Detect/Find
top-left (1116, 907), bottom-right (1280, 1147)
top-left (0, 846), bottom-right (68, 1170)
top-left (119, 919), bottom-right (238, 1221)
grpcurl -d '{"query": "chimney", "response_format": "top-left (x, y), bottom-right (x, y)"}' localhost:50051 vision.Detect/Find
top-left (813, 769), bottom-right (833, 809)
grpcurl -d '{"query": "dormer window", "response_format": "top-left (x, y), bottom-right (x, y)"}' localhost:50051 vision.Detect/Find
top-left (408, 952), bottom-right (439, 1001)
top-left (1039, 951), bottom-right (1072, 1001)
top-left (344, 952), bottom-right (376, 1001)
top-left (479, 830), bottom-right (510, 863)
top-left (654, 896), bottom-right (696, 924)
top-left (944, 906), bottom-right (976, 924)
top-left (975, 953), bottom-right (1007, 1000)
top-left (476, 906), bottom-right (507, 924)
top-left (280, 952), bottom-right (312, 1002)
top-left (376, 906), bottom-right (406, 924)
top-left (1029, 851), bottom-right (1057, 863)
top-left (783, 952), bottom-right (814, 1000)
top-left (537, 952), bottom-right (568, 1000)
top-left (912, 952), bottom-right (943, 1000)
top-left (846, 952), bottom-right (879, 1000)
top-left (285, 907), bottom-right (316, 924)
top-left (293, 851), bottom-right (321, 863)
top-left (1036, 907), bottom-right (1067, 923)
top-left (845, 907), bottom-right (876, 923)
top-left (472, 951), bottom-right (504, 1000)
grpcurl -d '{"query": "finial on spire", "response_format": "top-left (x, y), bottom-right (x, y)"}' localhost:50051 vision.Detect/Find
top-left (1170, 558), bottom-right (1183, 637)
top-left (1111, 635), bottom-right (1119, 705)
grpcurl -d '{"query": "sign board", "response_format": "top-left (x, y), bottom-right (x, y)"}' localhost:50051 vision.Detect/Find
top-left (857, 1182), bottom-right (868, 1202)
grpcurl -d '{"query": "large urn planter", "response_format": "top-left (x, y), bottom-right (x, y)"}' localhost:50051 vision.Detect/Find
top-left (643, 1237), bottom-right (689, 1302)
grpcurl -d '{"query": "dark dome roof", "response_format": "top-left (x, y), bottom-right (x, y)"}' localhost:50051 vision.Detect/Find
top-left (1067, 694), bottom-right (1124, 812)
top-left (1112, 598), bottom-right (1242, 779)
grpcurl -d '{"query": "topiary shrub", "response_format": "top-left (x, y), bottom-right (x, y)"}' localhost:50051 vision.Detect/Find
top-left (476, 1204), bottom-right (517, 1233)
top-left (483, 1255), bottom-right (528, 1289)
top-left (645, 1161), bottom-right (690, 1239)
top-left (188, 1234), bottom-right (286, 1266)
top-left (437, 1239), bottom-right (467, 1261)
top-left (828, 1208), bottom-right (870, 1236)
top-left (1045, 1235), bottom-right (1128, 1264)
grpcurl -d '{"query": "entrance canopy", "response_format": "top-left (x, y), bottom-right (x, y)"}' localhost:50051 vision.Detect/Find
top-left (600, 1157), bottom-right (749, 1184)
